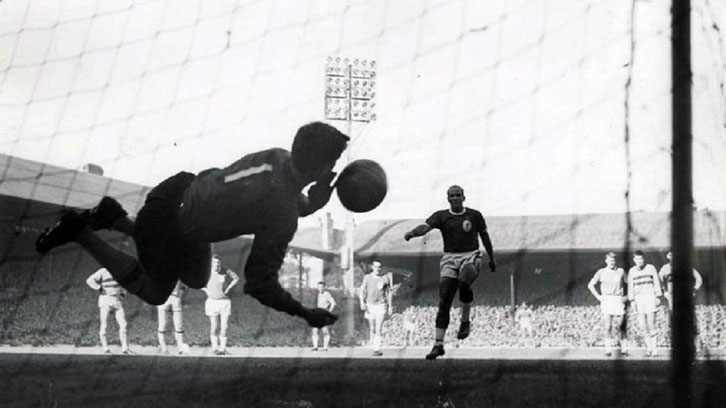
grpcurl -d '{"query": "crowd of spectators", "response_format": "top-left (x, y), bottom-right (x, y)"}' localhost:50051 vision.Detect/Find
top-left (381, 304), bottom-right (726, 349)
top-left (2, 286), bottom-right (725, 350)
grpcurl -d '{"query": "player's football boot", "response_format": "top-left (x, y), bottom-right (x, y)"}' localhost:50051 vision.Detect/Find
top-left (456, 321), bottom-right (471, 340)
top-left (373, 350), bottom-right (383, 357)
top-left (35, 211), bottom-right (87, 253)
top-left (121, 349), bottom-right (135, 355)
top-left (425, 344), bottom-right (445, 360)
top-left (81, 196), bottom-right (127, 230)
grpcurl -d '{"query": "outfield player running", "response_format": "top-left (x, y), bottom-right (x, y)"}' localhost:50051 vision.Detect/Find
top-left (658, 250), bottom-right (704, 353)
top-left (359, 260), bottom-right (393, 356)
top-left (404, 185), bottom-right (496, 360)
top-left (587, 252), bottom-right (628, 357)
top-left (36, 122), bottom-right (347, 330)
top-left (627, 250), bottom-right (663, 357)
top-left (311, 281), bottom-right (336, 351)
top-left (86, 268), bottom-right (131, 354)
top-left (157, 280), bottom-right (190, 355)
top-left (203, 255), bottom-right (239, 355)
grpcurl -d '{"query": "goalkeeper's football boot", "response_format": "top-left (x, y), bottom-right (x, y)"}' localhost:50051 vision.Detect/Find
top-left (36, 211), bottom-right (87, 253)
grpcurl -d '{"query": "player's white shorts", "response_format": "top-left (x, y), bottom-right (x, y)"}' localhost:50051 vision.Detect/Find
top-left (205, 298), bottom-right (231, 317)
top-left (440, 250), bottom-right (480, 280)
top-left (600, 295), bottom-right (625, 315)
top-left (366, 303), bottom-right (386, 321)
top-left (158, 295), bottom-right (183, 312)
top-left (633, 294), bottom-right (657, 314)
top-left (98, 295), bottom-right (124, 311)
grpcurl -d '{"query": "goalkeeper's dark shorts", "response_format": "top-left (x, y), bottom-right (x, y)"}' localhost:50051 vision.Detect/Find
top-left (134, 172), bottom-right (211, 289)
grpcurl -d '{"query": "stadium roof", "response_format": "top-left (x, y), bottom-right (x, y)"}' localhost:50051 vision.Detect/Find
top-left (0, 153), bottom-right (149, 215)
top-left (289, 211), bottom-right (726, 261)
top-left (3, 154), bottom-right (724, 261)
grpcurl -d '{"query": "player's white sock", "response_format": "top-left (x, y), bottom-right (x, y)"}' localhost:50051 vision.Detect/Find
top-left (373, 334), bottom-right (382, 351)
top-left (100, 333), bottom-right (108, 351)
top-left (323, 333), bottom-right (330, 349)
top-left (210, 335), bottom-right (219, 351)
top-left (312, 331), bottom-right (319, 348)
top-left (461, 302), bottom-right (471, 322)
top-left (604, 338), bottom-right (613, 352)
top-left (220, 336), bottom-right (227, 351)
top-left (158, 332), bottom-right (167, 351)
top-left (120, 329), bottom-right (128, 351)
top-left (174, 331), bottom-right (184, 347)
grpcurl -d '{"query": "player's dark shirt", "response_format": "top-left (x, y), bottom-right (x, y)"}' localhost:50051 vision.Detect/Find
top-left (179, 148), bottom-right (307, 317)
top-left (426, 208), bottom-right (487, 253)
top-left (179, 148), bottom-right (299, 243)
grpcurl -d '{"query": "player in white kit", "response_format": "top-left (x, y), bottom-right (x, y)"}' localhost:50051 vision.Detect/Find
top-left (627, 250), bottom-right (663, 357)
top-left (157, 280), bottom-right (190, 354)
top-left (360, 260), bottom-right (393, 356)
top-left (202, 255), bottom-right (239, 355)
top-left (515, 302), bottom-right (535, 338)
top-left (587, 252), bottom-right (628, 356)
top-left (86, 268), bottom-right (131, 354)
top-left (311, 282), bottom-right (336, 351)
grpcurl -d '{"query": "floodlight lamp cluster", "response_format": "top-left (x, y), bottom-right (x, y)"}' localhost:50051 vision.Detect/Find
top-left (324, 56), bottom-right (377, 123)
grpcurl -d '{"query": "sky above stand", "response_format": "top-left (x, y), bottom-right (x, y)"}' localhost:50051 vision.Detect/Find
top-left (1, 0), bottom-right (725, 228)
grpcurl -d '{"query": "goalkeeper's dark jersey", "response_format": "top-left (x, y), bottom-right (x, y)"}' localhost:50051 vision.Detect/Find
top-left (179, 148), bottom-right (299, 243)
top-left (178, 148), bottom-right (306, 317)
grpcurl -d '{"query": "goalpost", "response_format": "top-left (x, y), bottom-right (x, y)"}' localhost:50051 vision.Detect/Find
top-left (671, 1), bottom-right (695, 406)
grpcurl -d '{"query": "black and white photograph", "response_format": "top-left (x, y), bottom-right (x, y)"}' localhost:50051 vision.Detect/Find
top-left (1, 0), bottom-right (725, 407)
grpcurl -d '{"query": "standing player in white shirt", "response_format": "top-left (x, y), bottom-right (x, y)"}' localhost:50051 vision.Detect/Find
top-left (202, 255), bottom-right (239, 355)
top-left (359, 260), bottom-right (394, 356)
top-left (627, 250), bottom-right (663, 357)
top-left (311, 281), bottom-right (336, 351)
top-left (514, 302), bottom-right (535, 339)
top-left (588, 252), bottom-right (628, 356)
top-left (157, 280), bottom-right (190, 355)
top-left (86, 268), bottom-right (131, 354)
